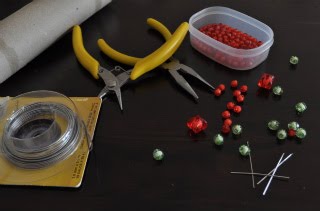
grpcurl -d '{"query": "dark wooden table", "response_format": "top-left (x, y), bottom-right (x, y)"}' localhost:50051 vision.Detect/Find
top-left (0, 0), bottom-right (319, 210)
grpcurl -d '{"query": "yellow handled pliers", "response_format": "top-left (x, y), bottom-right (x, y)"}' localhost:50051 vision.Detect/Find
top-left (72, 22), bottom-right (189, 109)
top-left (97, 18), bottom-right (214, 100)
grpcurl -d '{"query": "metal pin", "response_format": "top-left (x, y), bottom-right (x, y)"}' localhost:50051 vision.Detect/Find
top-left (230, 172), bottom-right (290, 180)
top-left (247, 141), bottom-right (255, 188)
top-left (263, 153), bottom-right (285, 195)
top-left (257, 153), bottom-right (293, 185)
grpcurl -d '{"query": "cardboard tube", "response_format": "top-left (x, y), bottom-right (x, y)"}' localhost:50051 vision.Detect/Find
top-left (0, 0), bottom-right (111, 83)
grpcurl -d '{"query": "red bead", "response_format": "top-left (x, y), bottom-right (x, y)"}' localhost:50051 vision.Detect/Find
top-left (221, 124), bottom-right (231, 134)
top-left (218, 84), bottom-right (225, 91)
top-left (222, 110), bottom-right (231, 119)
top-left (233, 105), bottom-right (242, 113)
top-left (231, 80), bottom-right (238, 88)
top-left (224, 118), bottom-right (232, 126)
top-left (226, 102), bottom-right (235, 110)
top-left (236, 94), bottom-right (245, 103)
top-left (288, 129), bottom-right (296, 137)
top-left (257, 73), bottom-right (275, 90)
top-left (214, 88), bottom-right (222, 96)
top-left (233, 90), bottom-right (241, 97)
top-left (186, 115), bottom-right (208, 134)
top-left (240, 85), bottom-right (248, 93)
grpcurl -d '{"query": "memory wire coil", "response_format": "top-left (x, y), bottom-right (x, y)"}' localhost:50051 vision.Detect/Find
top-left (1, 102), bottom-right (83, 169)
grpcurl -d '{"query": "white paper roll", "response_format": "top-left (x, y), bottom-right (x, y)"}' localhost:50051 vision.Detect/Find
top-left (0, 0), bottom-right (111, 83)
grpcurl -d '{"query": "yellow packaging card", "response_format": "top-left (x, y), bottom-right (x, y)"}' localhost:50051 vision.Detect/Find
top-left (0, 97), bottom-right (101, 188)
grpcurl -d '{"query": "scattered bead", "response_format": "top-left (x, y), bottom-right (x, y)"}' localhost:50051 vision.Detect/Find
top-left (268, 120), bottom-right (280, 131)
top-left (295, 102), bottom-right (307, 113)
top-left (296, 128), bottom-right (307, 139)
top-left (222, 110), bottom-right (231, 119)
top-left (287, 121), bottom-right (299, 131)
top-left (221, 124), bottom-right (231, 134)
top-left (272, 86), bottom-right (283, 96)
top-left (153, 149), bottom-right (164, 161)
top-left (226, 102), bottom-right (235, 110)
top-left (239, 145), bottom-right (251, 156)
top-left (186, 115), bottom-right (208, 134)
top-left (224, 118), bottom-right (232, 126)
top-left (218, 84), bottom-right (225, 91)
top-left (236, 94), bottom-right (245, 103)
top-left (214, 88), bottom-right (222, 96)
top-left (289, 56), bottom-right (299, 65)
top-left (277, 129), bottom-right (287, 140)
top-left (233, 105), bottom-right (242, 113)
top-left (240, 85), bottom-right (248, 93)
top-left (232, 124), bottom-right (243, 135)
top-left (213, 134), bottom-right (224, 145)
top-left (233, 90), bottom-right (241, 97)
top-left (257, 73), bottom-right (275, 90)
top-left (288, 129), bottom-right (296, 137)
top-left (231, 80), bottom-right (238, 88)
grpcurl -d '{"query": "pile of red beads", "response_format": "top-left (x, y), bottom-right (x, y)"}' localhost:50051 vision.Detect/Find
top-left (199, 23), bottom-right (263, 49)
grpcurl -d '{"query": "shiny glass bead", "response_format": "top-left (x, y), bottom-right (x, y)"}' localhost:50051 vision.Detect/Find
top-left (239, 145), bottom-right (250, 156)
top-left (295, 102), bottom-right (307, 113)
top-left (153, 149), bottom-right (164, 161)
top-left (268, 120), bottom-right (280, 130)
top-left (296, 128), bottom-right (307, 139)
top-left (257, 73), bottom-right (274, 90)
top-left (272, 86), bottom-right (283, 96)
top-left (277, 129), bottom-right (287, 140)
top-left (288, 121), bottom-right (299, 130)
top-left (213, 134), bottom-right (224, 145)
top-left (187, 115), bottom-right (208, 134)
top-left (232, 124), bottom-right (242, 135)
top-left (290, 56), bottom-right (299, 65)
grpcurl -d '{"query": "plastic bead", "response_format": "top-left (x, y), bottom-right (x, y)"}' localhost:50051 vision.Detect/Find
top-left (236, 95), bottom-right (245, 103)
top-left (296, 128), bottom-right (307, 139)
top-left (218, 84), bottom-right (225, 91)
top-left (221, 125), bottom-right (231, 134)
top-left (224, 118), bottom-right (232, 126)
top-left (257, 73), bottom-right (274, 90)
top-left (153, 149), bottom-right (164, 161)
top-left (272, 86), bottom-right (283, 96)
top-left (233, 90), bottom-right (241, 97)
top-left (268, 120), bottom-right (280, 130)
top-left (288, 129), bottom-right (296, 137)
top-left (240, 85), bottom-right (248, 93)
top-left (290, 56), bottom-right (299, 65)
top-left (222, 110), bottom-right (231, 119)
top-left (295, 102), bottom-right (307, 113)
top-left (277, 129), bottom-right (287, 140)
top-left (232, 124), bottom-right (242, 135)
top-left (214, 88), bottom-right (222, 96)
top-left (233, 105), bottom-right (242, 113)
top-left (226, 102), bottom-right (235, 110)
top-left (187, 115), bottom-right (208, 134)
top-left (213, 134), bottom-right (224, 145)
top-left (239, 145), bottom-right (250, 156)
top-left (288, 121), bottom-right (299, 130)
top-left (231, 80), bottom-right (238, 88)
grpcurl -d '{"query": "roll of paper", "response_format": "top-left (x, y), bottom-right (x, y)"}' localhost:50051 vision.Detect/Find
top-left (0, 0), bottom-right (111, 83)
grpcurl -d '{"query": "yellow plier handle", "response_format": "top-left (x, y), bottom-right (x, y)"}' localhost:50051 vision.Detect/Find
top-left (73, 25), bottom-right (100, 79)
top-left (97, 19), bottom-right (189, 80)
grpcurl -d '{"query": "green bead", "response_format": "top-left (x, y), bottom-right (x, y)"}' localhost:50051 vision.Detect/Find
top-left (296, 128), bottom-right (307, 139)
top-left (153, 149), bottom-right (164, 161)
top-left (277, 129), bottom-right (287, 140)
top-left (268, 120), bottom-right (280, 130)
top-left (232, 124), bottom-right (242, 135)
top-left (213, 134), bottom-right (224, 145)
top-left (239, 145), bottom-right (250, 156)
top-left (273, 86), bottom-right (283, 96)
top-left (295, 102), bottom-right (307, 113)
top-left (288, 121), bottom-right (299, 130)
top-left (290, 56), bottom-right (299, 65)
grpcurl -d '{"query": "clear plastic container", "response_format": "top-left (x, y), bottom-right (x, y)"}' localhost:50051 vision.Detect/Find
top-left (189, 6), bottom-right (274, 70)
